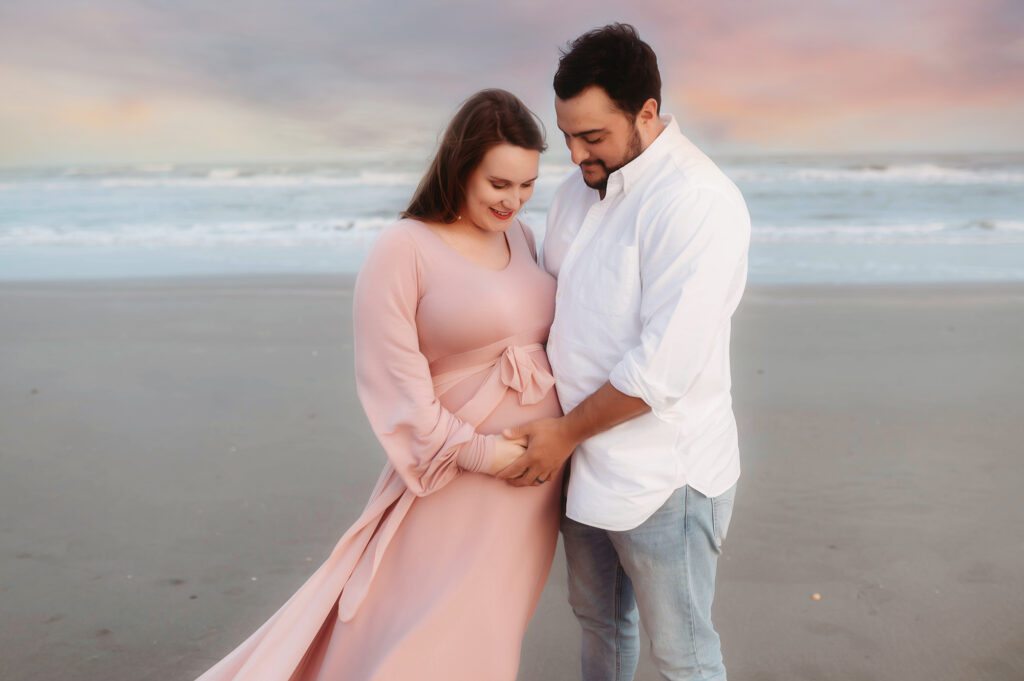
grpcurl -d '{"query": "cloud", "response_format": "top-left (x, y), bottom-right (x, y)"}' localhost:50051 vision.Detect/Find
top-left (635, 0), bottom-right (1024, 148)
top-left (0, 0), bottom-right (1021, 163)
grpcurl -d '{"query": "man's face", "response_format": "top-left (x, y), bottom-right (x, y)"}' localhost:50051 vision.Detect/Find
top-left (555, 86), bottom-right (643, 193)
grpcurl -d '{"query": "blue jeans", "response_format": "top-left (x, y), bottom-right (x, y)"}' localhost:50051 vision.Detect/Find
top-left (561, 484), bottom-right (736, 681)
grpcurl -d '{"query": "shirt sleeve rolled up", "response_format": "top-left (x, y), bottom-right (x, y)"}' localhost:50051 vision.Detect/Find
top-left (608, 185), bottom-right (750, 421)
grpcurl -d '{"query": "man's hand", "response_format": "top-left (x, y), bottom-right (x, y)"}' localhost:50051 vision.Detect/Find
top-left (497, 382), bottom-right (651, 488)
top-left (496, 417), bottom-right (577, 487)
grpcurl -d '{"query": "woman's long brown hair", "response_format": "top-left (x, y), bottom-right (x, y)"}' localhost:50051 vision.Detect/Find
top-left (403, 89), bottom-right (546, 224)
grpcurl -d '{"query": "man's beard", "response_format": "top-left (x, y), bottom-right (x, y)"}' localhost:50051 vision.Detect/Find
top-left (581, 125), bottom-right (644, 192)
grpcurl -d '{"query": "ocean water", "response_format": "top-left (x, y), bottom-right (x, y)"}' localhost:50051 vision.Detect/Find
top-left (1, 153), bottom-right (1022, 284)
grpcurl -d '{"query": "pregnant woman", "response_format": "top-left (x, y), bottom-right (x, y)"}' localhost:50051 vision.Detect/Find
top-left (194, 89), bottom-right (563, 681)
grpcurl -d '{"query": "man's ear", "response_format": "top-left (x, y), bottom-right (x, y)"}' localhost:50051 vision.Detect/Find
top-left (637, 98), bottom-right (659, 126)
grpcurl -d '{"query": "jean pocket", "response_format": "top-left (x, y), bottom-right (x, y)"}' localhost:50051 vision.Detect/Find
top-left (710, 485), bottom-right (737, 551)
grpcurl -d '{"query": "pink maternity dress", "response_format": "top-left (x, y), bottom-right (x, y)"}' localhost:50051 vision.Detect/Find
top-left (195, 218), bottom-right (563, 681)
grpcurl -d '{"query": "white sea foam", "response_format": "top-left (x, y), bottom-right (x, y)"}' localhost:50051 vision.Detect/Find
top-left (0, 218), bottom-right (395, 247)
top-left (6, 218), bottom-right (1021, 248)
top-left (753, 220), bottom-right (1024, 245)
top-left (136, 163), bottom-right (176, 173)
top-left (91, 171), bottom-right (423, 189)
top-left (6, 160), bottom-right (1022, 191)
top-left (728, 163), bottom-right (1024, 185)
top-left (206, 167), bottom-right (241, 180)
top-left (0, 164), bottom-right (577, 192)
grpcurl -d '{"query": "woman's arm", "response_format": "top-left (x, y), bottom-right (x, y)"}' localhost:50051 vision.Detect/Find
top-left (353, 225), bottom-right (516, 494)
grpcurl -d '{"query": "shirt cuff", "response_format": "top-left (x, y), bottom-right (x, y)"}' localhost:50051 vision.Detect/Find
top-left (455, 433), bottom-right (496, 473)
top-left (609, 356), bottom-right (677, 421)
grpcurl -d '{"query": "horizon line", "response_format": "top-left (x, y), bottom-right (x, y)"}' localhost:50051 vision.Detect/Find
top-left (4, 148), bottom-right (1024, 171)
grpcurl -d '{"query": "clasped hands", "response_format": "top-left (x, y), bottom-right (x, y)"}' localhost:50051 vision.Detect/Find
top-left (490, 417), bottom-right (577, 487)
top-left (485, 382), bottom-right (649, 484)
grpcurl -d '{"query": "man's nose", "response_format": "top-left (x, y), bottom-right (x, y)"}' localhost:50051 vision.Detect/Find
top-left (567, 138), bottom-right (588, 165)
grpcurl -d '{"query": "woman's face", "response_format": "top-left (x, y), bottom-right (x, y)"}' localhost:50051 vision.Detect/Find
top-left (460, 143), bottom-right (540, 233)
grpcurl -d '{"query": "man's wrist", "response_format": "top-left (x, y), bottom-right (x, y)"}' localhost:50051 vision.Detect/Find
top-left (559, 412), bottom-right (588, 451)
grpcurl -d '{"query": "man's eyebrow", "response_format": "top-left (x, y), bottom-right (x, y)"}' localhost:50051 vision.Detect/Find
top-left (556, 126), bottom-right (607, 138)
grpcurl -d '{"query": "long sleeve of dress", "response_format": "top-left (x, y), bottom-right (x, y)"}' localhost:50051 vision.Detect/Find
top-left (353, 225), bottom-right (496, 495)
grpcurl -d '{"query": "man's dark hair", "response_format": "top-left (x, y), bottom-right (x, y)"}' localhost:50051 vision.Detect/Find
top-left (553, 23), bottom-right (661, 117)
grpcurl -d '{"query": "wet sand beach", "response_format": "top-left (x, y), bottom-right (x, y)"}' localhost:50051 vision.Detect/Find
top-left (1, 276), bottom-right (1022, 680)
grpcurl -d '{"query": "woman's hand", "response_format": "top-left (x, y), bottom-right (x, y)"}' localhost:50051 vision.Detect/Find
top-left (486, 434), bottom-right (528, 476)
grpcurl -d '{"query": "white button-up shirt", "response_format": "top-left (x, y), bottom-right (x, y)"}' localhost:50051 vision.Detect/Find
top-left (543, 115), bottom-right (751, 531)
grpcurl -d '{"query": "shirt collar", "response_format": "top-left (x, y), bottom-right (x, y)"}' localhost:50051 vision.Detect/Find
top-left (609, 114), bottom-right (681, 196)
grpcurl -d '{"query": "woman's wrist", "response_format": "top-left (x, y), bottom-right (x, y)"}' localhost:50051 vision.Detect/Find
top-left (456, 433), bottom-right (496, 474)
top-left (486, 435), bottom-right (525, 476)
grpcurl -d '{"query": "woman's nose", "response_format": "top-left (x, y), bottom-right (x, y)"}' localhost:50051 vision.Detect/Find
top-left (501, 190), bottom-right (522, 209)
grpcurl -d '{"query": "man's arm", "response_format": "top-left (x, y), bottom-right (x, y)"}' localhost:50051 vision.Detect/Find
top-left (501, 184), bottom-right (750, 487)
top-left (496, 381), bottom-right (650, 486)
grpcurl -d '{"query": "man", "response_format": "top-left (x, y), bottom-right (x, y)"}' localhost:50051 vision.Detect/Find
top-left (499, 23), bottom-right (750, 681)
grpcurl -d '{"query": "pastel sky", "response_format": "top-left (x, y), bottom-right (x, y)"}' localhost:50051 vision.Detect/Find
top-left (1, 0), bottom-right (1022, 166)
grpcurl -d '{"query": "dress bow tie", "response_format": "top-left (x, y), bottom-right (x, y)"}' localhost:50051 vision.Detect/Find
top-left (499, 345), bottom-right (555, 406)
